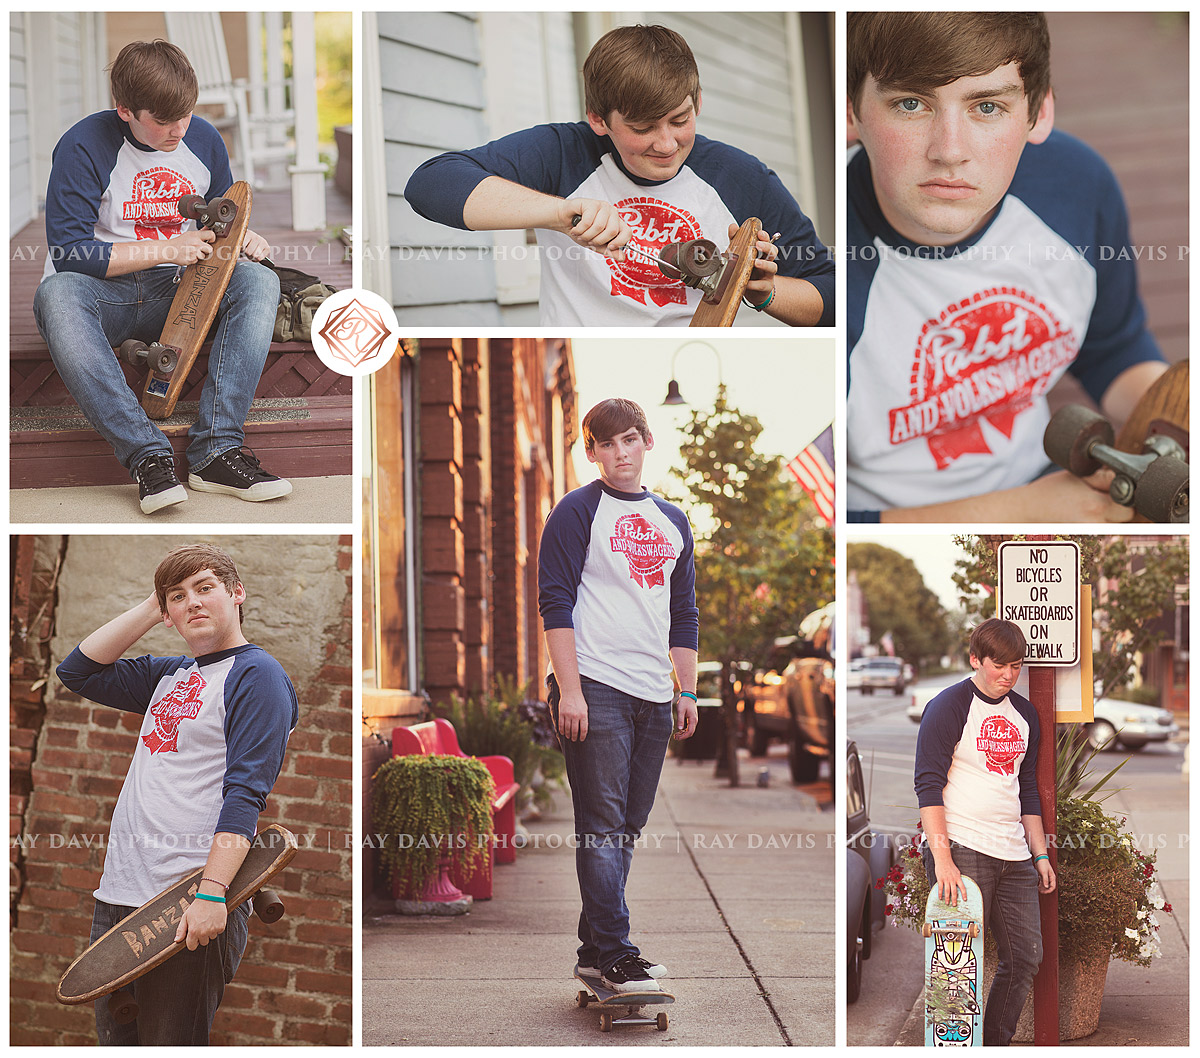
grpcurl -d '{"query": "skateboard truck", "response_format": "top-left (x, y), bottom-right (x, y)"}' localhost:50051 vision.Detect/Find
top-left (656, 237), bottom-right (738, 305)
top-left (178, 193), bottom-right (239, 236)
top-left (119, 339), bottom-right (179, 377)
top-left (1044, 405), bottom-right (1189, 523)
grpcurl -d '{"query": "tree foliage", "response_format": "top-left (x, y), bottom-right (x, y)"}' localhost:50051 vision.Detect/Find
top-left (846, 543), bottom-right (952, 669)
top-left (952, 535), bottom-right (1188, 698)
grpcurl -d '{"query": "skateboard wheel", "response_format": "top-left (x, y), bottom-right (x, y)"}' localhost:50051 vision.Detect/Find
top-left (1133, 454), bottom-right (1189, 523)
top-left (209, 197), bottom-right (238, 225)
top-left (600, 1012), bottom-right (612, 1032)
top-left (968, 923), bottom-right (980, 939)
top-left (657, 1012), bottom-right (669, 1031)
top-left (1043, 404), bottom-right (1113, 477)
top-left (147, 344), bottom-right (179, 376)
top-left (118, 339), bottom-right (149, 368)
top-left (253, 887), bottom-right (285, 924)
top-left (109, 988), bottom-right (138, 1025)
top-left (677, 239), bottom-right (721, 278)
top-left (922, 923), bottom-right (932, 938)
top-left (177, 194), bottom-right (208, 220)
top-left (576, 990), bottom-right (589, 1008)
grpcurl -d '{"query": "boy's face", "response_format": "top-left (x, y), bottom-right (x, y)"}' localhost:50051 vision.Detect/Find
top-left (970, 653), bottom-right (1023, 699)
top-left (116, 104), bottom-right (192, 152)
top-left (848, 63), bottom-right (1053, 246)
top-left (162, 568), bottom-right (247, 654)
top-left (586, 425), bottom-right (654, 492)
top-left (587, 93), bottom-right (701, 182)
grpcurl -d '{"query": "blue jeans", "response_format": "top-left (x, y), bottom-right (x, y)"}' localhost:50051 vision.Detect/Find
top-left (33, 261), bottom-right (279, 475)
top-left (923, 842), bottom-right (1043, 1046)
top-left (547, 674), bottom-right (672, 972)
top-left (89, 896), bottom-right (250, 1045)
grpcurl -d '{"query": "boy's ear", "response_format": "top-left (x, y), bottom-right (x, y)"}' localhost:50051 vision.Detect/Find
top-left (846, 96), bottom-right (861, 147)
top-left (643, 431), bottom-right (654, 452)
top-left (584, 444), bottom-right (598, 465)
top-left (1026, 89), bottom-right (1054, 146)
top-left (586, 110), bottom-right (611, 137)
top-left (693, 89), bottom-right (702, 119)
top-left (232, 581), bottom-right (246, 605)
top-left (115, 104), bottom-right (133, 123)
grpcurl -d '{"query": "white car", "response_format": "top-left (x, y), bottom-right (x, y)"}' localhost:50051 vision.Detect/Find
top-left (907, 683), bottom-right (1179, 752)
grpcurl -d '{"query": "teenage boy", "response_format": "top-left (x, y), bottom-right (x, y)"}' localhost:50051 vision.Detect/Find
top-left (914, 618), bottom-right (1056, 1046)
top-left (538, 398), bottom-right (699, 992)
top-left (406, 25), bottom-right (833, 327)
top-left (35, 40), bottom-right (291, 515)
top-left (846, 13), bottom-right (1167, 522)
top-left (56, 544), bottom-right (297, 1045)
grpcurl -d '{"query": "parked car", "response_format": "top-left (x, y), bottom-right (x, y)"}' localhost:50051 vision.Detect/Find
top-left (846, 658), bottom-right (866, 691)
top-left (845, 741), bottom-right (896, 1004)
top-left (907, 683), bottom-right (1179, 752)
top-left (858, 657), bottom-right (909, 696)
top-left (743, 608), bottom-right (834, 783)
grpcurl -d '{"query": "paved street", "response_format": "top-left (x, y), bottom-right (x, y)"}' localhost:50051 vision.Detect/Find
top-left (846, 679), bottom-right (1189, 1046)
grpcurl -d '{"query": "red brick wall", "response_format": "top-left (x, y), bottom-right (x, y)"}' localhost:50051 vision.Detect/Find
top-left (9, 536), bottom-right (353, 1046)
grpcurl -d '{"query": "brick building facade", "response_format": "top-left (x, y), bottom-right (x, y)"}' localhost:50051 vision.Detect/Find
top-left (10, 535), bottom-right (353, 1046)
top-left (362, 337), bottom-right (577, 897)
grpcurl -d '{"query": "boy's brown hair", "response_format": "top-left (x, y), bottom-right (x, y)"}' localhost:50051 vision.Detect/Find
top-left (847, 13), bottom-right (1051, 129)
top-left (154, 544), bottom-right (244, 623)
top-left (583, 25), bottom-right (701, 124)
top-left (581, 398), bottom-right (651, 452)
top-left (109, 40), bottom-right (199, 122)
top-left (968, 618), bottom-right (1027, 666)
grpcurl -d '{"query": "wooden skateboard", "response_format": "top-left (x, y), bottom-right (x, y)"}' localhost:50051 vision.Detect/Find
top-left (56, 824), bottom-right (297, 1023)
top-left (1043, 359), bottom-right (1189, 522)
top-left (120, 181), bottom-right (253, 420)
top-left (656, 217), bottom-right (763, 326)
top-left (922, 874), bottom-right (983, 1047)
top-left (573, 964), bottom-right (674, 1032)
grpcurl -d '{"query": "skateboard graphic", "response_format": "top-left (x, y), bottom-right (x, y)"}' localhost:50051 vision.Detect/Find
top-left (656, 216), bottom-right (763, 327)
top-left (573, 964), bottom-right (674, 1032)
top-left (120, 181), bottom-right (253, 420)
top-left (56, 824), bottom-right (297, 1023)
top-left (922, 875), bottom-right (983, 1047)
top-left (1043, 359), bottom-right (1189, 522)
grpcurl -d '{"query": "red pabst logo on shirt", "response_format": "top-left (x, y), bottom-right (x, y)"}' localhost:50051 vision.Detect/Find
top-left (122, 167), bottom-right (196, 240)
top-left (606, 199), bottom-right (700, 308)
top-left (142, 671), bottom-right (207, 755)
top-left (610, 513), bottom-right (677, 588)
top-left (887, 288), bottom-right (1079, 469)
top-left (976, 715), bottom-right (1026, 776)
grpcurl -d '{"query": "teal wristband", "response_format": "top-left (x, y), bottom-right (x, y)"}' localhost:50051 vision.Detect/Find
top-left (1033, 854), bottom-right (1049, 863)
top-left (679, 691), bottom-right (698, 702)
top-left (194, 892), bottom-right (226, 904)
top-left (743, 287), bottom-right (775, 312)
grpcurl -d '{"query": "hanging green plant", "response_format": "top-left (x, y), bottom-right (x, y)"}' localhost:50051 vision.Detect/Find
top-left (371, 754), bottom-right (495, 896)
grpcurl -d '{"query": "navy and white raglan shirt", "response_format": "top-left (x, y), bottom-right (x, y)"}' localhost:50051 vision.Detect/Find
top-left (56, 643), bottom-right (297, 907)
top-left (914, 678), bottom-right (1041, 861)
top-left (42, 110), bottom-right (233, 281)
top-left (538, 479), bottom-right (700, 702)
top-left (406, 123), bottom-right (834, 327)
top-left (847, 131), bottom-right (1164, 520)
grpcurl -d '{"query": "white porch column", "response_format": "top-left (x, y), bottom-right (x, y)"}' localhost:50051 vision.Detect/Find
top-left (289, 12), bottom-right (327, 231)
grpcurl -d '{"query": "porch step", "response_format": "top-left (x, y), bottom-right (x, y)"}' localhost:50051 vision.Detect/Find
top-left (10, 396), bottom-right (351, 488)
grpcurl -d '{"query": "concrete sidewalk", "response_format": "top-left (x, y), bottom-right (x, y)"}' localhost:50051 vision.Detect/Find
top-left (363, 748), bottom-right (835, 1046)
top-left (894, 745), bottom-right (1189, 1046)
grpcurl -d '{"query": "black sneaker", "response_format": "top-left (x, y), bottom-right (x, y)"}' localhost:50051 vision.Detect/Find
top-left (133, 453), bottom-right (187, 514)
top-left (188, 447), bottom-right (293, 501)
top-left (601, 953), bottom-right (662, 993)
top-left (579, 957), bottom-right (666, 980)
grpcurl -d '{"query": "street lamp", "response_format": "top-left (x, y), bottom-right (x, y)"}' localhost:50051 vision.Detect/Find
top-left (661, 340), bottom-right (724, 406)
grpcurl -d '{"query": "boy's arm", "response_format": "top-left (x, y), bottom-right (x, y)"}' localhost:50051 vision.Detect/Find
top-left (669, 646), bottom-right (699, 739)
top-left (78, 592), bottom-right (164, 663)
top-left (545, 627), bottom-right (588, 741)
top-left (1099, 360), bottom-right (1170, 425)
top-left (740, 228), bottom-right (830, 327)
top-left (173, 832), bottom-right (251, 949)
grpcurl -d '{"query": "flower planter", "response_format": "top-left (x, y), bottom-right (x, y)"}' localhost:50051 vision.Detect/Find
top-left (983, 944), bottom-right (1110, 1042)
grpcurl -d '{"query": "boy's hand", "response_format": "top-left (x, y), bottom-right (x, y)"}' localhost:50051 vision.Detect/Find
top-left (738, 224), bottom-right (780, 308)
top-left (240, 228), bottom-right (271, 262)
top-left (933, 855), bottom-right (966, 906)
top-left (1035, 857), bottom-right (1056, 894)
top-left (175, 896), bottom-right (228, 950)
top-left (562, 199), bottom-right (632, 262)
top-left (1022, 470), bottom-right (1134, 523)
top-left (673, 695), bottom-right (698, 740)
top-left (166, 228), bottom-right (216, 265)
top-left (556, 688), bottom-right (589, 742)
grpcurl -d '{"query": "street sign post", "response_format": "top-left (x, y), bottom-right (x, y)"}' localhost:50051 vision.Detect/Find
top-left (997, 541), bottom-right (1080, 666)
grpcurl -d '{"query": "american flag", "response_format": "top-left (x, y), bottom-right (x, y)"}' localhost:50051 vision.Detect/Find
top-left (787, 425), bottom-right (835, 526)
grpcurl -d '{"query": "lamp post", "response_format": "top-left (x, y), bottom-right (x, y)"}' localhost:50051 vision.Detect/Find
top-left (662, 340), bottom-right (724, 406)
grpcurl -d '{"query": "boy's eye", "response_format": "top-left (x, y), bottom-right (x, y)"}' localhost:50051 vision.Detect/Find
top-left (897, 98), bottom-right (922, 113)
top-left (977, 102), bottom-right (1000, 116)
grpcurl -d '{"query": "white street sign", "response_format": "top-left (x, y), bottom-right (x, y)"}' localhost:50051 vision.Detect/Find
top-left (997, 541), bottom-right (1080, 666)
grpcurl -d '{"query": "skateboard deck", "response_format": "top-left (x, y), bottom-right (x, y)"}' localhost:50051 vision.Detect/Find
top-left (922, 875), bottom-right (983, 1047)
top-left (57, 824), bottom-right (297, 1021)
top-left (656, 217), bottom-right (763, 327)
top-left (131, 181), bottom-right (253, 420)
top-left (573, 964), bottom-right (674, 1032)
top-left (1044, 359), bottom-right (1188, 522)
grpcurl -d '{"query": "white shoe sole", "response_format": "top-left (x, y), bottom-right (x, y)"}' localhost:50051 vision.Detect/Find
top-left (188, 475), bottom-right (293, 501)
top-left (140, 484), bottom-right (188, 514)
